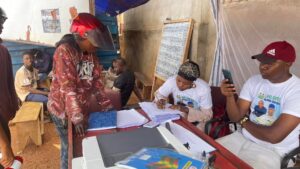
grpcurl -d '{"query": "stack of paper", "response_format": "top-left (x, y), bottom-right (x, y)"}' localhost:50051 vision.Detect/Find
top-left (139, 102), bottom-right (183, 123)
top-left (117, 109), bottom-right (148, 128)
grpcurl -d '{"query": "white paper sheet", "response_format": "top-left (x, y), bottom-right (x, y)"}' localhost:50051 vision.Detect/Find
top-left (161, 122), bottom-right (216, 157)
top-left (139, 102), bottom-right (183, 123)
top-left (117, 109), bottom-right (148, 128)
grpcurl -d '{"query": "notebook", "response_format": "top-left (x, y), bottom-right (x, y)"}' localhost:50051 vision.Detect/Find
top-left (88, 111), bottom-right (117, 131)
top-left (117, 109), bottom-right (148, 128)
top-left (116, 148), bottom-right (205, 169)
top-left (139, 102), bottom-right (182, 123)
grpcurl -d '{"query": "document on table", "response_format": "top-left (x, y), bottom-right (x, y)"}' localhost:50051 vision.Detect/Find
top-left (161, 121), bottom-right (216, 156)
top-left (117, 109), bottom-right (148, 128)
top-left (139, 102), bottom-right (183, 123)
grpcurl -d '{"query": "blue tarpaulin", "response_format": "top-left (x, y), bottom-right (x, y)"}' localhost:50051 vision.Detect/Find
top-left (95, 0), bottom-right (149, 16)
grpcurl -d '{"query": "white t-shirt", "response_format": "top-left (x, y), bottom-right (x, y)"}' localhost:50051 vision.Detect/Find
top-left (157, 76), bottom-right (212, 110)
top-left (15, 65), bottom-right (39, 101)
top-left (240, 74), bottom-right (300, 156)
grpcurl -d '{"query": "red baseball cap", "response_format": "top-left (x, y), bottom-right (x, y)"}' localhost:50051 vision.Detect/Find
top-left (251, 41), bottom-right (296, 63)
top-left (70, 13), bottom-right (114, 50)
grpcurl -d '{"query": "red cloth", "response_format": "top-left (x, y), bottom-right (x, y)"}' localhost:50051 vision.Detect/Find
top-left (47, 43), bottom-right (111, 125)
top-left (0, 43), bottom-right (19, 123)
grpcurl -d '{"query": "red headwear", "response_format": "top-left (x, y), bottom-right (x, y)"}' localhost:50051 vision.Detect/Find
top-left (252, 41), bottom-right (296, 63)
top-left (70, 13), bottom-right (114, 50)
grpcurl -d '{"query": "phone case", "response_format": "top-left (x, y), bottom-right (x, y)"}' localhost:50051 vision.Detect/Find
top-left (222, 69), bottom-right (234, 84)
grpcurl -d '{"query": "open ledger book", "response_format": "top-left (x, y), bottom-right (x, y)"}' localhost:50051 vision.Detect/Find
top-left (139, 102), bottom-right (183, 123)
top-left (117, 109), bottom-right (148, 128)
top-left (87, 109), bottom-right (148, 131)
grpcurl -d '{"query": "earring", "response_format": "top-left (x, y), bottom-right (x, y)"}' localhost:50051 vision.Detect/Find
top-left (192, 83), bottom-right (196, 88)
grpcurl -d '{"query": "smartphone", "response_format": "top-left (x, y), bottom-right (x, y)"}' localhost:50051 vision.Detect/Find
top-left (222, 69), bottom-right (234, 84)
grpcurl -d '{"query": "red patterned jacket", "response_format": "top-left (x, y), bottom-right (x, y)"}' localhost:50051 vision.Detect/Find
top-left (47, 43), bottom-right (111, 125)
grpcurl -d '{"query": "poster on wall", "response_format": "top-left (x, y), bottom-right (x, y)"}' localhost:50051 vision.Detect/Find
top-left (41, 9), bottom-right (61, 33)
top-left (0, 0), bottom-right (90, 46)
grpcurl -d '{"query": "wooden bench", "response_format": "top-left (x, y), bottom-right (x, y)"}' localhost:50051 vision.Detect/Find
top-left (12, 102), bottom-right (44, 152)
top-left (134, 72), bottom-right (152, 101)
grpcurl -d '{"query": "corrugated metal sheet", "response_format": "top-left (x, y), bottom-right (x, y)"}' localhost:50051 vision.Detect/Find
top-left (96, 12), bottom-right (120, 70)
top-left (3, 40), bottom-right (55, 77)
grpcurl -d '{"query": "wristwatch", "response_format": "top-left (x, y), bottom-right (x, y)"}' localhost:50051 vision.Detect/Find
top-left (239, 116), bottom-right (249, 126)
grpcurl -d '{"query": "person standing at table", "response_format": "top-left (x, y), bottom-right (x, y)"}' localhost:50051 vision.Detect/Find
top-left (47, 13), bottom-right (114, 169)
top-left (0, 7), bottom-right (19, 169)
top-left (219, 41), bottom-right (300, 168)
top-left (154, 61), bottom-right (213, 130)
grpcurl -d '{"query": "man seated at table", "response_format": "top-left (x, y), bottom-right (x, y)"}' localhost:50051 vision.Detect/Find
top-left (15, 51), bottom-right (49, 105)
top-left (154, 61), bottom-right (213, 131)
top-left (219, 41), bottom-right (300, 169)
top-left (112, 57), bottom-right (135, 107)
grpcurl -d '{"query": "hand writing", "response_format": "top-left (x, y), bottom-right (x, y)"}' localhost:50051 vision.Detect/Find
top-left (156, 99), bottom-right (166, 109)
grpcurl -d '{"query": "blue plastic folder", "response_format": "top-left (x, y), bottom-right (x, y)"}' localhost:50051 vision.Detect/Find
top-left (116, 148), bottom-right (205, 169)
top-left (88, 111), bottom-right (117, 131)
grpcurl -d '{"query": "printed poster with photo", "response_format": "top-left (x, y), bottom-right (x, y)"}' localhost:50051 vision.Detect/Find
top-left (41, 9), bottom-right (61, 33)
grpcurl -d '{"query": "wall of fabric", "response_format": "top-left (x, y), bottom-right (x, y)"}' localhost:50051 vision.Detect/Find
top-left (209, 0), bottom-right (300, 91)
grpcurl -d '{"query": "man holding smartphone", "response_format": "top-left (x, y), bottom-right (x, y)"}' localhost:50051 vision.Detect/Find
top-left (219, 41), bottom-right (300, 169)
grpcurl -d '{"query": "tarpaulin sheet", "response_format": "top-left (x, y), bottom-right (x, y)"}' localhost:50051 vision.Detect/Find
top-left (95, 0), bottom-right (149, 16)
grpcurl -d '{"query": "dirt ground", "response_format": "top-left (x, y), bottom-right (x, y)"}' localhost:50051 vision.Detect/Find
top-left (10, 123), bottom-right (60, 169)
top-left (8, 93), bottom-right (139, 169)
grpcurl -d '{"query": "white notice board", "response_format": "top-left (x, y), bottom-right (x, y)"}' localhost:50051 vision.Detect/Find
top-left (151, 19), bottom-right (194, 99)
top-left (154, 19), bottom-right (194, 80)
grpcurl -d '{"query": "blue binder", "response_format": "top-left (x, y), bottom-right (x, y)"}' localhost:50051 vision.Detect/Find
top-left (88, 111), bottom-right (117, 131)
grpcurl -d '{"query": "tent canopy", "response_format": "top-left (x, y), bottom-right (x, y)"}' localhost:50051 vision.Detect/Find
top-left (95, 0), bottom-right (149, 16)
